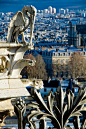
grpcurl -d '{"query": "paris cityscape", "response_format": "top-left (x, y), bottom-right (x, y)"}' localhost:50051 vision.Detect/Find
top-left (0, 0), bottom-right (86, 129)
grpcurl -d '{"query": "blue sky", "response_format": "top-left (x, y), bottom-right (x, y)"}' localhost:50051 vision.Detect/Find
top-left (0, 0), bottom-right (86, 13)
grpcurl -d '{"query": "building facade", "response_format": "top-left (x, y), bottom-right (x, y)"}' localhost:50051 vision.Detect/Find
top-left (28, 44), bottom-right (86, 79)
top-left (41, 46), bottom-right (86, 79)
top-left (68, 22), bottom-right (86, 46)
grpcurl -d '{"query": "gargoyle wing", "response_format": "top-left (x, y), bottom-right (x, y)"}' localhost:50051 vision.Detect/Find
top-left (7, 11), bottom-right (25, 43)
top-left (10, 11), bottom-right (25, 27)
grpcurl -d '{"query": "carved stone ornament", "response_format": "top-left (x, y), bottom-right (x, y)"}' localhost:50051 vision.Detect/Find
top-left (0, 5), bottom-right (43, 126)
top-left (14, 98), bottom-right (26, 129)
top-left (7, 5), bottom-right (37, 45)
top-left (22, 86), bottom-right (86, 129)
top-left (0, 5), bottom-right (42, 100)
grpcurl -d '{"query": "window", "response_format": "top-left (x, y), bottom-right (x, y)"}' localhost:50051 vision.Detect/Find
top-left (65, 71), bottom-right (68, 77)
top-left (44, 88), bottom-right (47, 92)
top-left (53, 53), bottom-right (55, 56)
top-left (68, 53), bottom-right (70, 56)
top-left (47, 53), bottom-right (49, 56)
top-left (56, 72), bottom-right (58, 77)
top-left (48, 53), bottom-right (50, 56)
top-left (63, 53), bottom-right (65, 56)
top-left (61, 71), bottom-right (63, 77)
top-left (50, 53), bottom-right (52, 56)
top-left (58, 53), bottom-right (60, 56)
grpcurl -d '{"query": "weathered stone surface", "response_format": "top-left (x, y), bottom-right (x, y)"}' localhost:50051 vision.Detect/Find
top-left (0, 79), bottom-right (9, 89)
top-left (0, 5), bottom-right (39, 127)
top-left (0, 5), bottom-right (37, 81)
top-left (0, 88), bottom-right (30, 99)
top-left (0, 42), bottom-right (35, 79)
top-left (0, 78), bottom-right (43, 89)
top-left (0, 78), bottom-right (43, 98)
top-left (0, 79), bottom-right (24, 89)
top-left (7, 5), bottom-right (37, 44)
top-left (0, 99), bottom-right (15, 127)
top-left (0, 99), bottom-right (14, 111)
top-left (21, 79), bottom-right (43, 89)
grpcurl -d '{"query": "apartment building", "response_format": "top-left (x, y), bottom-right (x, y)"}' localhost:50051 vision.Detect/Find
top-left (41, 46), bottom-right (86, 78)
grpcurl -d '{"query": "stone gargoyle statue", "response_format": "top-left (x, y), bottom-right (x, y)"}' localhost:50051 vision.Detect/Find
top-left (21, 79), bottom-right (43, 90)
top-left (7, 5), bottom-right (37, 44)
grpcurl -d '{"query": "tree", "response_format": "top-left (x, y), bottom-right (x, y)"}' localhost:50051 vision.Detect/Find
top-left (35, 55), bottom-right (47, 79)
top-left (52, 63), bottom-right (66, 78)
top-left (21, 54), bottom-right (47, 80)
top-left (67, 51), bottom-right (86, 78)
top-left (21, 54), bottom-right (36, 78)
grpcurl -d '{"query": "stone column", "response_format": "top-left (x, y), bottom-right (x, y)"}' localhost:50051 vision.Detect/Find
top-left (14, 98), bottom-right (26, 129)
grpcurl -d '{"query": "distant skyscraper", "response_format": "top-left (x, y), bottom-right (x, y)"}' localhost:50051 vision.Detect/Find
top-left (84, 13), bottom-right (86, 18)
top-left (40, 10), bottom-right (43, 13)
top-left (43, 9), bottom-right (48, 14)
top-left (59, 8), bottom-right (65, 14)
top-left (38, 10), bottom-right (40, 13)
top-left (48, 6), bottom-right (52, 14)
top-left (52, 8), bottom-right (56, 14)
top-left (66, 9), bottom-right (69, 14)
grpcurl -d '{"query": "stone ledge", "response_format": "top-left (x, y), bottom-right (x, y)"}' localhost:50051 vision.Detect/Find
top-left (0, 88), bottom-right (30, 99)
top-left (0, 78), bottom-right (24, 89)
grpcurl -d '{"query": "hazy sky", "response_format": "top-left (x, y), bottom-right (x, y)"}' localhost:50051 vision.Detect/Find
top-left (0, 0), bottom-right (86, 13)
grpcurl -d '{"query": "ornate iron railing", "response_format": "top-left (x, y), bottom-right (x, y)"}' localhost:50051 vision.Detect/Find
top-left (14, 86), bottom-right (86, 129)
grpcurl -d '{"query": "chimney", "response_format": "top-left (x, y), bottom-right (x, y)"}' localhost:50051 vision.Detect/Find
top-left (56, 48), bottom-right (58, 52)
top-left (65, 48), bottom-right (68, 52)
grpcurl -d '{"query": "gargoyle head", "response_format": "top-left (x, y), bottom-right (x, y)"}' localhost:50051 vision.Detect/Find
top-left (30, 5), bottom-right (37, 16)
top-left (22, 5), bottom-right (37, 44)
top-left (22, 5), bottom-right (37, 16)
top-left (33, 80), bottom-right (44, 89)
